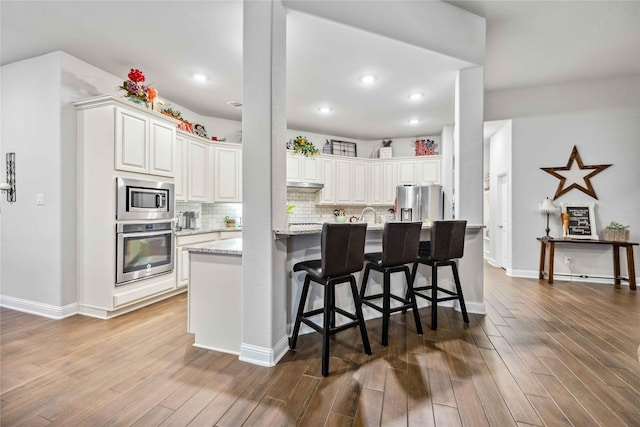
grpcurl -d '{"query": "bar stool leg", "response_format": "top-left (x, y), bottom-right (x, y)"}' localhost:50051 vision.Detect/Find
top-left (322, 280), bottom-right (334, 377)
top-left (431, 264), bottom-right (438, 330)
top-left (350, 277), bottom-right (372, 355)
top-left (359, 264), bottom-right (371, 300)
top-left (451, 262), bottom-right (469, 323)
top-left (382, 270), bottom-right (391, 346)
top-left (404, 266), bottom-right (423, 335)
top-left (289, 275), bottom-right (311, 349)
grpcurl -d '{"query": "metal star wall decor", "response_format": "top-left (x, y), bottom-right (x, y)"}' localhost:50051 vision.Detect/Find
top-left (540, 145), bottom-right (611, 200)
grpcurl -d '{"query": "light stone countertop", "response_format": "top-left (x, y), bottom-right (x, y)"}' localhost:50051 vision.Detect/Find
top-left (184, 238), bottom-right (242, 255)
top-left (175, 225), bottom-right (242, 237)
top-left (273, 222), bottom-right (484, 236)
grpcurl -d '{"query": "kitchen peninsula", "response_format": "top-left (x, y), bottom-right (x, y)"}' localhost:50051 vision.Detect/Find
top-left (186, 222), bottom-right (483, 362)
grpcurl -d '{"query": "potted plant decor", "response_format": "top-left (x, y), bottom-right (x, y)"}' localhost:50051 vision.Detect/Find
top-left (224, 216), bottom-right (237, 228)
top-left (603, 221), bottom-right (629, 242)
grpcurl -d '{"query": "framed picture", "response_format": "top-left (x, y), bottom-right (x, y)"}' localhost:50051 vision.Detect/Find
top-left (561, 202), bottom-right (597, 239)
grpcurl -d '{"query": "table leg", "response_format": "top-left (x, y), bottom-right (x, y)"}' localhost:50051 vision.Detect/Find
top-left (548, 242), bottom-right (555, 284)
top-left (539, 241), bottom-right (547, 280)
top-left (613, 245), bottom-right (621, 285)
top-left (626, 245), bottom-right (636, 290)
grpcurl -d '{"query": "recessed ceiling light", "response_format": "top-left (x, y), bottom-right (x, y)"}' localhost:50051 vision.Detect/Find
top-left (318, 106), bottom-right (332, 114)
top-left (408, 118), bottom-right (420, 125)
top-left (192, 73), bottom-right (208, 82)
top-left (360, 75), bottom-right (377, 84)
top-left (409, 92), bottom-right (424, 101)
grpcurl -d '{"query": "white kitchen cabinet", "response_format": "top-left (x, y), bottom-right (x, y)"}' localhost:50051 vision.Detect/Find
top-left (174, 136), bottom-right (187, 202)
top-left (114, 106), bottom-right (175, 177)
top-left (187, 139), bottom-right (210, 202)
top-left (318, 157), bottom-right (336, 204)
top-left (286, 152), bottom-right (321, 183)
top-left (371, 160), bottom-right (397, 205)
top-left (397, 157), bottom-right (441, 186)
top-left (334, 158), bottom-right (369, 205)
top-left (397, 159), bottom-right (419, 186)
top-left (419, 157), bottom-right (440, 184)
top-left (335, 159), bottom-right (353, 204)
top-left (351, 160), bottom-right (369, 205)
top-left (214, 145), bottom-right (242, 203)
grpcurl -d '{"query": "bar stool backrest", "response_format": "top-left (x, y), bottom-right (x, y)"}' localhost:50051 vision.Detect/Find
top-left (381, 222), bottom-right (422, 266)
top-left (321, 223), bottom-right (368, 278)
top-left (429, 220), bottom-right (467, 261)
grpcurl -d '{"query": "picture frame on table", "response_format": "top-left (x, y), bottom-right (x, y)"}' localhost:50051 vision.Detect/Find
top-left (561, 202), bottom-right (597, 239)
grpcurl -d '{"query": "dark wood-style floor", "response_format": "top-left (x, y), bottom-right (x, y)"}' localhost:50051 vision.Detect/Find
top-left (1, 264), bottom-right (639, 426)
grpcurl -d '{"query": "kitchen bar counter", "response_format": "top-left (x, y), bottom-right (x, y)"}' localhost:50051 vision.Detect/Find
top-left (184, 238), bottom-right (242, 255)
top-left (185, 238), bottom-right (242, 355)
top-left (274, 222), bottom-right (483, 237)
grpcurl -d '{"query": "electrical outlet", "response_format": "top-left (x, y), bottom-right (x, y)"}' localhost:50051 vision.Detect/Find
top-left (564, 256), bottom-right (571, 264)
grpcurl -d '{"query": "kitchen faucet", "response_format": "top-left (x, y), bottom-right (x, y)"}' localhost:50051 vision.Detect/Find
top-left (358, 206), bottom-right (377, 222)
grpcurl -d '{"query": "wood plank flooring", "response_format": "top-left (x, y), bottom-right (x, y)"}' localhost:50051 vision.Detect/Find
top-left (1, 264), bottom-right (639, 426)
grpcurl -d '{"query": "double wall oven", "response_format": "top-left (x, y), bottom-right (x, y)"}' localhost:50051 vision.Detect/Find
top-left (116, 177), bottom-right (175, 285)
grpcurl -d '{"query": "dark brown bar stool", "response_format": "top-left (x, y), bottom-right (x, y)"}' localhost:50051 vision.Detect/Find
top-left (359, 222), bottom-right (423, 346)
top-left (289, 223), bottom-right (371, 377)
top-left (411, 220), bottom-right (469, 330)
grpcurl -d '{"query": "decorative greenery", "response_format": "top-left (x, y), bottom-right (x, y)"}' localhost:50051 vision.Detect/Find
top-left (119, 68), bottom-right (157, 104)
top-left (286, 204), bottom-right (296, 214)
top-left (161, 107), bottom-right (182, 119)
top-left (604, 221), bottom-right (629, 231)
top-left (290, 136), bottom-right (319, 157)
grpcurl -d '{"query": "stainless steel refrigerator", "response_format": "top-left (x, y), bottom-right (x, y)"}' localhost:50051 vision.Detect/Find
top-left (396, 184), bottom-right (443, 222)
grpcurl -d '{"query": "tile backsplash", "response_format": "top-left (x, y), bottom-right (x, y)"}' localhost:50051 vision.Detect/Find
top-left (286, 191), bottom-right (393, 224)
top-left (176, 202), bottom-right (242, 228)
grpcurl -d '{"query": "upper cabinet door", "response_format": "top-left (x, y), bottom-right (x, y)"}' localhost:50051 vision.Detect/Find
top-left (286, 151), bottom-right (323, 183)
top-left (335, 160), bottom-right (352, 204)
top-left (174, 136), bottom-right (187, 202)
top-left (188, 140), bottom-right (209, 202)
top-left (351, 161), bottom-right (369, 205)
top-left (115, 107), bottom-right (148, 174)
top-left (286, 153), bottom-right (302, 182)
top-left (418, 157), bottom-right (441, 184)
top-left (319, 157), bottom-right (335, 204)
top-left (397, 160), bottom-right (418, 186)
top-left (149, 119), bottom-right (176, 177)
top-left (214, 146), bottom-right (242, 203)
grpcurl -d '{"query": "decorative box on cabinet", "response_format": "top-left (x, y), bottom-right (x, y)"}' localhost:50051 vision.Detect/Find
top-left (114, 106), bottom-right (176, 177)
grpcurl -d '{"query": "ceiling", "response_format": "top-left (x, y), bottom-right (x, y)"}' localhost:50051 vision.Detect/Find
top-left (2, 1), bottom-right (638, 141)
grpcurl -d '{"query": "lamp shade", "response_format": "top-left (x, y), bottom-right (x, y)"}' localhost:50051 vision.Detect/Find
top-left (540, 198), bottom-right (557, 213)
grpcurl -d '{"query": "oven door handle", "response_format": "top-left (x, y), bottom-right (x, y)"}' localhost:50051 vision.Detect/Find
top-left (120, 230), bottom-right (174, 239)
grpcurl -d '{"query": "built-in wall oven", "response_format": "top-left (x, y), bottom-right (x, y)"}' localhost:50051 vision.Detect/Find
top-left (116, 177), bottom-right (174, 221)
top-left (116, 222), bottom-right (174, 285)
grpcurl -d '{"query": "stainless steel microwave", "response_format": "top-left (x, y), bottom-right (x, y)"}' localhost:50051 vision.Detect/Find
top-left (116, 177), bottom-right (174, 221)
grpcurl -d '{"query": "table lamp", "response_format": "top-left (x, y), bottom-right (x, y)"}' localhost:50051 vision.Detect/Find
top-left (539, 197), bottom-right (557, 237)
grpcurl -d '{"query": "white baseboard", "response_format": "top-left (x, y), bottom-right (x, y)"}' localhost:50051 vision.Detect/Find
top-left (239, 335), bottom-right (289, 367)
top-left (0, 295), bottom-right (78, 319)
top-left (508, 269), bottom-right (638, 286)
top-left (193, 343), bottom-right (240, 356)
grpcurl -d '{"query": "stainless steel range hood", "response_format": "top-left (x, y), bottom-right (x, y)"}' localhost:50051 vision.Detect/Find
top-left (286, 182), bottom-right (324, 192)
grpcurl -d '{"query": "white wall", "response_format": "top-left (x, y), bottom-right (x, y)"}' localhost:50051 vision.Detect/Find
top-left (487, 121), bottom-right (512, 269)
top-left (1, 53), bottom-right (64, 307)
top-left (486, 76), bottom-right (640, 280)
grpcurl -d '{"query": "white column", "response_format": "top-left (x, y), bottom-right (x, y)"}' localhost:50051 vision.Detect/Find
top-left (240, 0), bottom-right (289, 366)
top-left (454, 67), bottom-right (485, 313)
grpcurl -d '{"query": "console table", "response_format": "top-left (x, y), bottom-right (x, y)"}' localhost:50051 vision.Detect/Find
top-left (537, 237), bottom-right (637, 290)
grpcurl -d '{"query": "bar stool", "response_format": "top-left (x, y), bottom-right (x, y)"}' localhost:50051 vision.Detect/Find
top-left (359, 221), bottom-right (423, 346)
top-left (289, 223), bottom-right (371, 377)
top-left (411, 220), bottom-right (469, 330)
